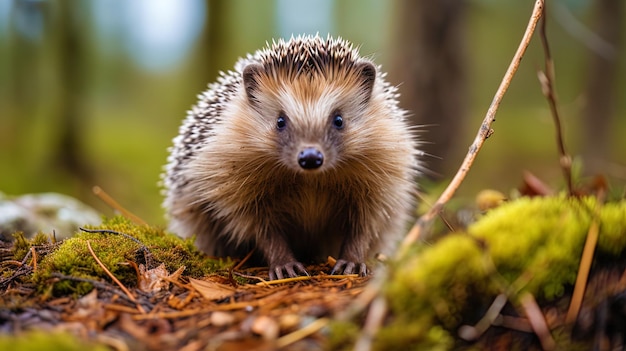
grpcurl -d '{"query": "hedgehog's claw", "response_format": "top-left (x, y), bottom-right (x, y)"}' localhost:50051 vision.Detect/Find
top-left (269, 261), bottom-right (309, 280)
top-left (331, 259), bottom-right (367, 276)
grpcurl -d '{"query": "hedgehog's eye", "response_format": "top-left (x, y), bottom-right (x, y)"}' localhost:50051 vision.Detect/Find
top-left (277, 115), bottom-right (287, 130)
top-left (332, 113), bottom-right (344, 130)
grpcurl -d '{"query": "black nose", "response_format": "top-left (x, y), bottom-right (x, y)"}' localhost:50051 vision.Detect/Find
top-left (298, 147), bottom-right (324, 169)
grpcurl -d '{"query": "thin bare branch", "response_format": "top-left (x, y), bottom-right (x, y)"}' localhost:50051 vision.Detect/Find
top-left (354, 296), bottom-right (388, 351)
top-left (399, 0), bottom-right (546, 252)
top-left (86, 240), bottom-right (146, 314)
top-left (538, 4), bottom-right (574, 196)
top-left (93, 186), bottom-right (148, 225)
top-left (275, 317), bottom-right (329, 349)
top-left (520, 292), bottom-right (556, 350)
top-left (458, 293), bottom-right (508, 341)
top-left (566, 189), bottom-right (606, 324)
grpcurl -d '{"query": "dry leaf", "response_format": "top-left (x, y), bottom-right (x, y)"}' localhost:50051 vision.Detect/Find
top-left (189, 278), bottom-right (237, 301)
top-left (138, 263), bottom-right (170, 293)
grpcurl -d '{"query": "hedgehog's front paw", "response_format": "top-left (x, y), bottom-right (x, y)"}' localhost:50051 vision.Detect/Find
top-left (269, 261), bottom-right (309, 280)
top-left (331, 259), bottom-right (368, 276)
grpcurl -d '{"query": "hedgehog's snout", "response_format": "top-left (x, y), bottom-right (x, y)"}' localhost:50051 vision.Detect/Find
top-left (298, 147), bottom-right (324, 170)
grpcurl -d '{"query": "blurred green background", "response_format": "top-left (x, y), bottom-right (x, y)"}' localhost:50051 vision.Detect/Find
top-left (1, 0), bottom-right (624, 225)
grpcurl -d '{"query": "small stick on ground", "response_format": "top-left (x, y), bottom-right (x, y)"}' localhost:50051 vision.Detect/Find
top-left (86, 240), bottom-right (146, 314)
top-left (458, 293), bottom-right (508, 341)
top-left (566, 189), bottom-right (606, 324)
top-left (50, 273), bottom-right (136, 303)
top-left (520, 292), bottom-right (556, 351)
top-left (399, 0), bottom-right (546, 253)
top-left (232, 249), bottom-right (255, 271)
top-left (29, 247), bottom-right (37, 272)
top-left (537, 4), bottom-right (574, 196)
top-left (79, 227), bottom-right (152, 266)
top-left (20, 248), bottom-right (33, 266)
top-left (93, 186), bottom-right (148, 225)
top-left (79, 227), bottom-right (145, 247)
top-left (354, 296), bottom-right (388, 351)
top-left (275, 317), bottom-right (329, 349)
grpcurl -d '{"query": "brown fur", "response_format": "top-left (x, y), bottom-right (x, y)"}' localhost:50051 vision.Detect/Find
top-left (163, 36), bottom-right (420, 279)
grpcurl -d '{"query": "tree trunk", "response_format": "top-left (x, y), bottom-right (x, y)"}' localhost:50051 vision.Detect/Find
top-left (388, 0), bottom-right (468, 179)
top-left (581, 0), bottom-right (624, 173)
top-left (55, 2), bottom-right (93, 191)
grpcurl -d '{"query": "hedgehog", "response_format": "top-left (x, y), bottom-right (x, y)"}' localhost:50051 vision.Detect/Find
top-left (162, 35), bottom-right (420, 280)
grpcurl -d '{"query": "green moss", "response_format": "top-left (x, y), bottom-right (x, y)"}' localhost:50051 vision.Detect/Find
top-left (0, 331), bottom-right (109, 351)
top-left (327, 321), bottom-right (361, 351)
top-left (12, 232), bottom-right (30, 261)
top-left (596, 201), bottom-right (626, 254)
top-left (390, 234), bottom-right (495, 325)
top-left (375, 234), bottom-right (493, 350)
top-left (375, 321), bottom-right (454, 351)
top-left (469, 196), bottom-right (626, 299)
top-left (31, 232), bottom-right (52, 246)
top-left (34, 216), bottom-right (229, 295)
top-left (365, 195), bottom-right (626, 350)
top-left (469, 196), bottom-right (588, 298)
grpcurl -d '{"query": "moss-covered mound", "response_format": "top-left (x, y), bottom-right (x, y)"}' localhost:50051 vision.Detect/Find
top-left (368, 195), bottom-right (626, 350)
top-left (0, 331), bottom-right (110, 351)
top-left (14, 216), bottom-right (229, 296)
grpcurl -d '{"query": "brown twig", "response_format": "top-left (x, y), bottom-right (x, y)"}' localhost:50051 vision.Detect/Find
top-left (520, 292), bottom-right (556, 350)
top-left (20, 247), bottom-right (33, 266)
top-left (254, 274), bottom-right (359, 286)
top-left (275, 317), bottom-right (329, 349)
top-left (79, 227), bottom-right (152, 266)
top-left (458, 293), bottom-right (509, 341)
top-left (232, 248), bottom-right (255, 271)
top-left (29, 247), bottom-right (37, 272)
top-left (79, 227), bottom-right (146, 247)
top-left (399, 0), bottom-right (546, 253)
top-left (86, 240), bottom-right (146, 313)
top-left (566, 190), bottom-right (606, 324)
top-left (50, 273), bottom-right (136, 303)
top-left (354, 296), bottom-right (388, 351)
top-left (566, 216), bottom-right (599, 324)
top-left (93, 185), bottom-right (148, 225)
top-left (537, 4), bottom-right (574, 196)
top-left (493, 315), bottom-right (534, 333)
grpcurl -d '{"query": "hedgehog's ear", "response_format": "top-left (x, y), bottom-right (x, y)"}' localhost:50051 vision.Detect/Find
top-left (242, 63), bottom-right (265, 106)
top-left (355, 61), bottom-right (376, 104)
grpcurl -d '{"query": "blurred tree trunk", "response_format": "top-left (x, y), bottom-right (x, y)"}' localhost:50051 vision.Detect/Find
top-left (55, 2), bottom-right (93, 191)
top-left (194, 1), bottom-right (275, 91)
top-left (9, 1), bottom-right (48, 159)
top-left (388, 0), bottom-right (468, 179)
top-left (194, 0), bottom-right (232, 89)
top-left (582, 0), bottom-right (624, 173)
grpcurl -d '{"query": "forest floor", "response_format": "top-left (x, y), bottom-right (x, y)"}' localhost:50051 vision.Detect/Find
top-left (2, 186), bottom-right (626, 351)
top-left (0, 234), bottom-right (369, 351)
